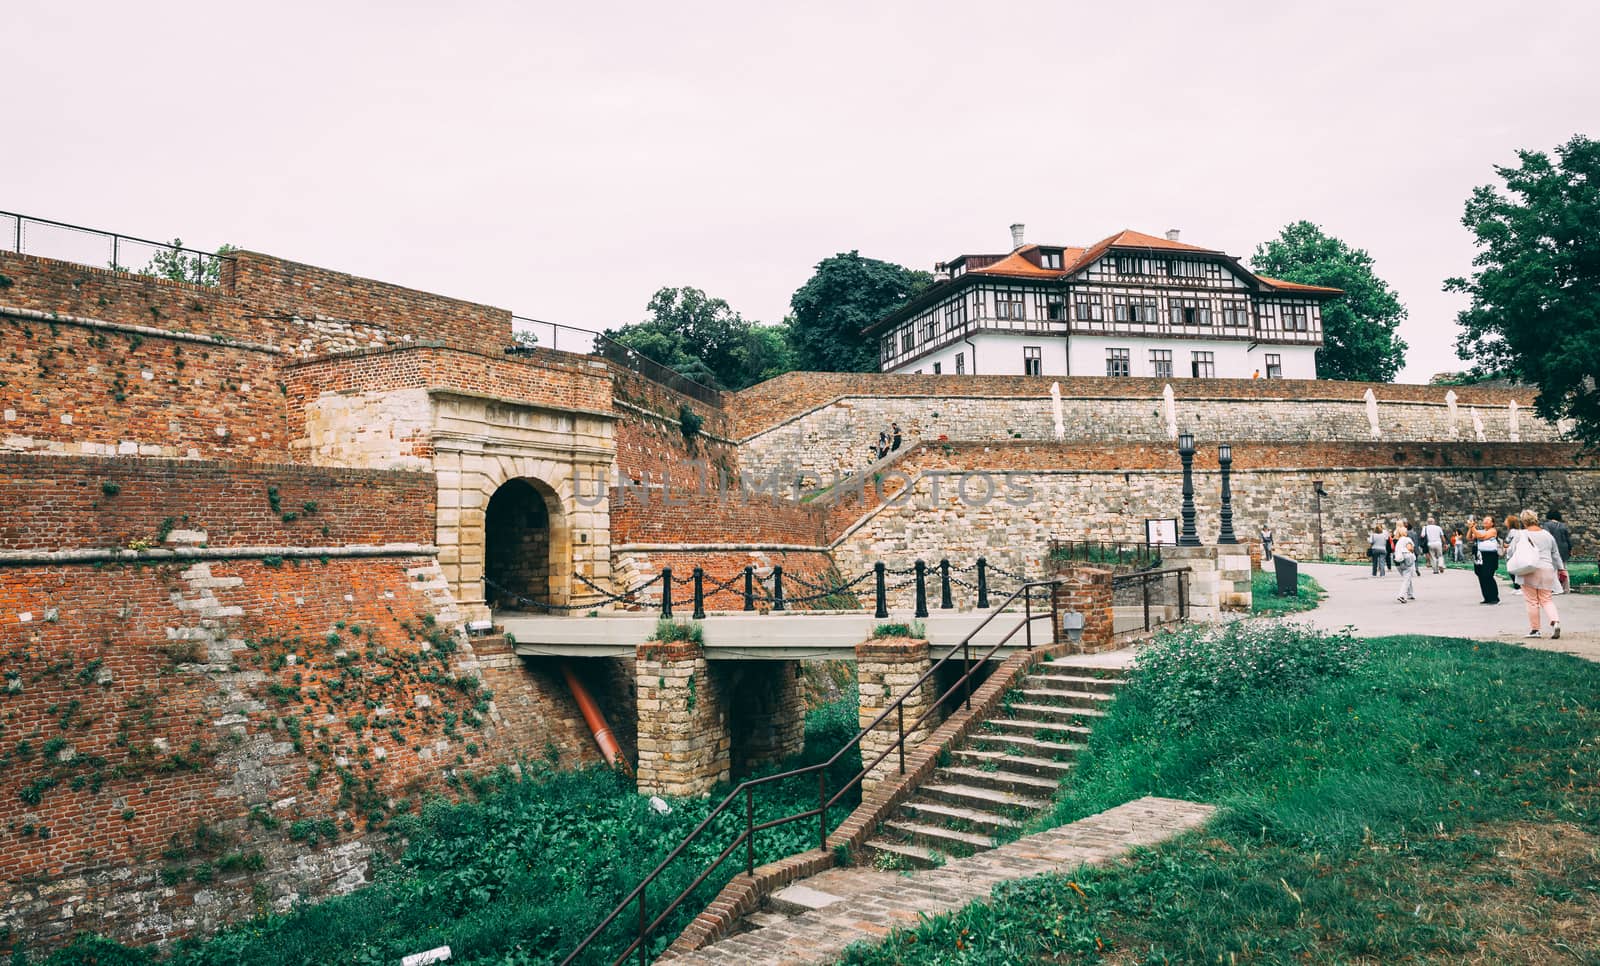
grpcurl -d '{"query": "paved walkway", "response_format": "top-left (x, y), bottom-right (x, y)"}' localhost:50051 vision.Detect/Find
top-left (664, 797), bottom-right (1213, 965)
top-left (1294, 562), bottom-right (1600, 662)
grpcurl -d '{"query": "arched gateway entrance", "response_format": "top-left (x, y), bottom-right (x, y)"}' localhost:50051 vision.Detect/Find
top-left (483, 477), bottom-right (563, 608)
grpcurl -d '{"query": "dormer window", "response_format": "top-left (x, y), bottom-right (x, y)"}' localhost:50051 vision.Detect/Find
top-left (1040, 249), bottom-right (1062, 270)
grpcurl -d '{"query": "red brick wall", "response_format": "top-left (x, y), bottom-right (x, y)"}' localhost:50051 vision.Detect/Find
top-left (610, 487), bottom-right (824, 546)
top-left (0, 454), bottom-right (433, 552)
top-left (0, 312), bottom-right (288, 461)
top-left (0, 251), bottom-right (256, 342)
top-left (610, 365), bottom-right (736, 483)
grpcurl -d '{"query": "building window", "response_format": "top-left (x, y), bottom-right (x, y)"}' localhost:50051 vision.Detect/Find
top-left (1190, 351), bottom-right (1215, 379)
top-left (1150, 349), bottom-right (1172, 378)
top-left (1041, 250), bottom-right (1062, 270)
top-left (1112, 295), bottom-right (1129, 322)
top-left (1220, 302), bottom-right (1249, 327)
top-left (880, 334), bottom-right (892, 364)
top-left (1023, 346), bottom-right (1042, 376)
top-left (1171, 259), bottom-right (1208, 278)
top-left (1168, 298), bottom-right (1211, 326)
top-left (900, 327), bottom-right (914, 354)
top-left (995, 292), bottom-right (1026, 321)
top-left (1115, 255), bottom-right (1162, 276)
top-left (1046, 299), bottom-right (1066, 321)
top-left (1133, 297), bottom-right (1160, 323)
top-left (1105, 348), bottom-right (1130, 377)
top-left (944, 299), bottom-right (966, 331)
top-left (921, 315), bottom-right (937, 341)
top-left (955, 352), bottom-right (965, 375)
top-left (933, 362), bottom-right (942, 374)
top-left (1265, 353), bottom-right (1282, 379)
top-left (1282, 304), bottom-right (1309, 332)
top-left (1074, 293), bottom-right (1103, 321)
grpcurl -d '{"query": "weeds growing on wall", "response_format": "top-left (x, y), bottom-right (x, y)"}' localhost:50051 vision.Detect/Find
top-left (841, 628), bottom-right (1600, 964)
top-left (25, 693), bottom-right (865, 966)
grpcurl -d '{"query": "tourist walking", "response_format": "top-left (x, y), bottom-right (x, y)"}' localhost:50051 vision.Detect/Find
top-left (1506, 509), bottom-right (1565, 637)
top-left (1394, 525), bottom-right (1417, 602)
top-left (1469, 515), bottom-right (1501, 604)
top-left (1367, 522), bottom-right (1389, 577)
top-left (1504, 514), bottom-right (1524, 595)
top-left (890, 422), bottom-right (902, 451)
top-left (1422, 516), bottom-right (1446, 574)
top-left (1259, 523), bottom-right (1274, 562)
top-left (1543, 509), bottom-right (1573, 570)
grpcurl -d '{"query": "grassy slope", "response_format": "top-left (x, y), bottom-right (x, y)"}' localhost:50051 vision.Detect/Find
top-left (29, 693), bottom-right (862, 966)
top-left (842, 634), bottom-right (1600, 964)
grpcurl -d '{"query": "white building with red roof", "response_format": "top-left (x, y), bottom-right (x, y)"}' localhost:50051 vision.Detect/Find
top-left (864, 225), bottom-right (1341, 380)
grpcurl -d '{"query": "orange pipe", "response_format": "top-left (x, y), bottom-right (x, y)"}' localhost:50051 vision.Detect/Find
top-left (560, 661), bottom-right (625, 768)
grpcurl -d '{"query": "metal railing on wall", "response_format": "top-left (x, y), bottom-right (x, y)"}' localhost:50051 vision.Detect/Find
top-left (0, 210), bottom-right (234, 287)
top-left (1046, 539), bottom-right (1165, 572)
top-left (512, 315), bottom-right (723, 407)
top-left (1110, 567), bottom-right (1189, 634)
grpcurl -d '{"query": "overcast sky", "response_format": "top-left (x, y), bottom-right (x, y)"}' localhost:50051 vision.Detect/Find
top-left (8, 1), bottom-right (1597, 382)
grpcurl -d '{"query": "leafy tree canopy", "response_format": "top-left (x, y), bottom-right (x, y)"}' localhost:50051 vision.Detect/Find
top-left (603, 286), bottom-right (794, 391)
top-left (1448, 134), bottom-right (1600, 442)
top-left (137, 238), bottom-right (237, 286)
top-left (788, 252), bottom-right (932, 372)
top-left (1251, 221), bottom-right (1408, 382)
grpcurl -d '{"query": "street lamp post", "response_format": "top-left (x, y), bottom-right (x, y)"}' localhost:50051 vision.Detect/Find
top-left (1178, 432), bottom-right (1200, 546)
top-left (1217, 444), bottom-right (1238, 544)
top-left (1312, 480), bottom-right (1328, 560)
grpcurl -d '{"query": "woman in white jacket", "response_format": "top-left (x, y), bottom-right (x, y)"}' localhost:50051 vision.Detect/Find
top-left (1507, 509), bottom-right (1566, 638)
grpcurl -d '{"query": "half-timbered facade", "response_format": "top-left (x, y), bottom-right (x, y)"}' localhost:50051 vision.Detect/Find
top-left (866, 226), bottom-right (1341, 380)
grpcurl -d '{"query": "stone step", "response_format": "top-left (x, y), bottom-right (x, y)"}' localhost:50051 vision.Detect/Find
top-left (917, 781), bottom-right (1050, 814)
top-left (936, 764), bottom-right (1062, 796)
top-left (1014, 688), bottom-right (1115, 708)
top-left (768, 883), bottom-right (845, 917)
top-left (983, 717), bottom-right (1094, 741)
top-left (745, 911), bottom-right (791, 930)
top-left (1030, 671), bottom-right (1120, 694)
top-left (953, 747), bottom-right (1075, 778)
top-left (900, 799), bottom-right (1021, 835)
top-left (883, 819), bottom-right (995, 852)
top-left (1004, 701), bottom-right (1107, 722)
top-left (969, 732), bottom-right (1086, 760)
top-left (1022, 673), bottom-right (1124, 694)
top-left (861, 837), bottom-right (942, 870)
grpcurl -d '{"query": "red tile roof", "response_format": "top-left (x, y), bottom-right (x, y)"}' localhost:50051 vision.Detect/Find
top-left (1255, 274), bottom-right (1345, 295)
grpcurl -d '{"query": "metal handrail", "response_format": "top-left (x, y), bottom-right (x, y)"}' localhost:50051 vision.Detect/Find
top-left (558, 578), bottom-right (1062, 966)
top-left (0, 209), bottom-right (235, 281)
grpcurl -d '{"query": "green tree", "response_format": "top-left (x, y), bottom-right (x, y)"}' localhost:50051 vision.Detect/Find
top-left (789, 252), bottom-right (931, 372)
top-left (136, 238), bottom-right (237, 286)
top-left (1448, 134), bottom-right (1600, 442)
top-left (603, 286), bottom-right (793, 390)
top-left (1251, 222), bottom-right (1407, 382)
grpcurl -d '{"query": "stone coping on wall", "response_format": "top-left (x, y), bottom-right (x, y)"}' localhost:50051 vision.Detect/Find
top-left (727, 372), bottom-right (1544, 440)
top-left (0, 449), bottom-right (436, 480)
top-left (0, 303), bottom-right (283, 354)
top-left (0, 543), bottom-right (438, 566)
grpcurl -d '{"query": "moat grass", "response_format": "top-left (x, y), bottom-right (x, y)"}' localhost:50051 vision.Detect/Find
top-left (1250, 567), bottom-right (1325, 615)
top-left (29, 689), bottom-right (862, 966)
top-left (841, 626), bottom-right (1600, 964)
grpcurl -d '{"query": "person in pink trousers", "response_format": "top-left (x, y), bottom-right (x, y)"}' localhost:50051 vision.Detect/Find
top-left (1507, 509), bottom-right (1566, 638)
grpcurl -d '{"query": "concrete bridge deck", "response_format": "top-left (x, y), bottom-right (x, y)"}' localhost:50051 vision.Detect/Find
top-left (496, 609), bottom-right (1056, 661)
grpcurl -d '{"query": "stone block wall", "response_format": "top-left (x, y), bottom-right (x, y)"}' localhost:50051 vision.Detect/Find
top-left (634, 641), bottom-right (731, 797)
top-left (728, 661), bottom-right (806, 773)
top-left (855, 637), bottom-right (937, 794)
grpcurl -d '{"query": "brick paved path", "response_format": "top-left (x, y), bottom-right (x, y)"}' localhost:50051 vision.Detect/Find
top-left (664, 796), bottom-right (1214, 965)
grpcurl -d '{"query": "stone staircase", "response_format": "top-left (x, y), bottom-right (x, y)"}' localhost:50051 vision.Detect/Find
top-left (861, 659), bottom-right (1123, 869)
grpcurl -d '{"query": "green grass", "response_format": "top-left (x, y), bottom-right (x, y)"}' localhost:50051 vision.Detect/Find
top-left (1250, 568), bottom-right (1324, 615)
top-left (29, 693), bottom-right (863, 966)
top-left (840, 625), bottom-right (1600, 964)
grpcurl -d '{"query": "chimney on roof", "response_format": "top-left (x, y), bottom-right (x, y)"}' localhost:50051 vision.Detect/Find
top-left (1165, 229), bottom-right (1181, 242)
top-left (1010, 223), bottom-right (1025, 250)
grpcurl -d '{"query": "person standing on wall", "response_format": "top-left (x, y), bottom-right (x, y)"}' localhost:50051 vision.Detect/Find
top-left (1260, 523), bottom-right (1274, 562)
top-left (1507, 509), bottom-right (1564, 638)
top-left (1543, 509), bottom-right (1573, 592)
top-left (1394, 524), bottom-right (1418, 603)
top-left (1469, 515), bottom-right (1501, 604)
top-left (890, 422), bottom-right (902, 451)
top-left (1422, 516), bottom-right (1446, 574)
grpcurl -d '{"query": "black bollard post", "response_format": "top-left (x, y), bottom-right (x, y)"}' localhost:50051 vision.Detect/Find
top-left (939, 558), bottom-right (953, 609)
top-left (743, 566), bottom-right (755, 612)
top-left (874, 562), bottom-right (888, 619)
top-left (772, 566), bottom-right (785, 611)
top-left (692, 566), bottom-right (706, 620)
top-left (976, 557), bottom-right (989, 609)
top-left (914, 560), bottom-right (928, 619)
top-left (661, 567), bottom-right (673, 619)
